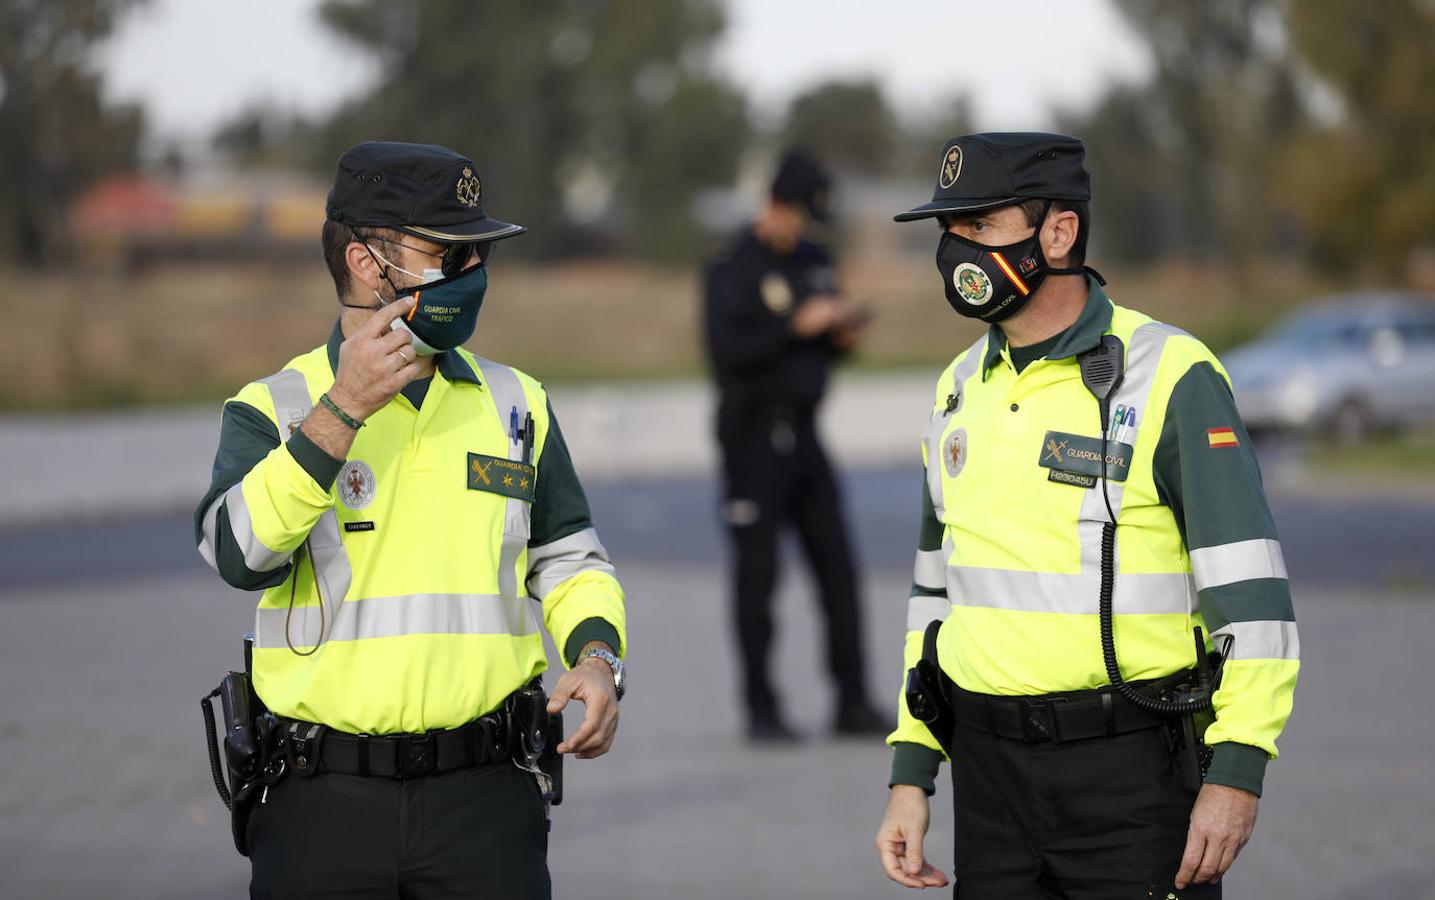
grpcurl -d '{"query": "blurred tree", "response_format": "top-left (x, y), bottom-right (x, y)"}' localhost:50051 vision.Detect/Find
top-left (781, 79), bottom-right (896, 174)
top-left (1072, 0), bottom-right (1304, 266)
top-left (1281, 0), bottom-right (1435, 273)
top-left (0, 0), bottom-right (148, 266)
top-left (286, 0), bottom-right (747, 261)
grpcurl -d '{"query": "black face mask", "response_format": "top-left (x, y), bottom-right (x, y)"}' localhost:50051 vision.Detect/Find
top-left (935, 201), bottom-right (1085, 323)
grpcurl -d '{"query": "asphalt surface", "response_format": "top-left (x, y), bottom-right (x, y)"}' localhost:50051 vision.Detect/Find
top-left (1, 467), bottom-right (1433, 898)
top-left (3, 466), bottom-right (1434, 593)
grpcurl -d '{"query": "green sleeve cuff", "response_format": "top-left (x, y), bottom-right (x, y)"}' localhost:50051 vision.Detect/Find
top-left (286, 429), bottom-right (343, 491)
top-left (889, 742), bottom-right (944, 795)
top-left (563, 617), bottom-right (622, 668)
top-left (1205, 742), bottom-right (1269, 797)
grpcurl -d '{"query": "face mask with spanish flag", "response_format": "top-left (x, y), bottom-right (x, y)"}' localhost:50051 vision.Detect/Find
top-left (934, 200), bottom-right (1085, 323)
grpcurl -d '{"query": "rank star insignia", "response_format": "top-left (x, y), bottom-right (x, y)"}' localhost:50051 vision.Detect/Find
top-left (502, 475), bottom-right (514, 487)
top-left (519, 478), bottom-right (529, 489)
top-left (455, 166), bottom-right (482, 208)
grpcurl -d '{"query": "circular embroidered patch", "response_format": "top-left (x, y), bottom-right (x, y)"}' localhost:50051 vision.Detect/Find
top-left (338, 459), bottom-right (376, 510)
top-left (943, 428), bottom-right (968, 478)
top-left (953, 263), bottom-right (992, 306)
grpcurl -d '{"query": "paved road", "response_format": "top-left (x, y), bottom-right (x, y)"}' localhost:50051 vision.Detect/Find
top-left (1, 469), bottom-right (1433, 898)
top-left (4, 467), bottom-right (1434, 593)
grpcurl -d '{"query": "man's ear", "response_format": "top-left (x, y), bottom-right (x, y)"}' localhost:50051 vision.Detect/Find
top-left (347, 241), bottom-right (383, 294)
top-left (1043, 208), bottom-right (1079, 269)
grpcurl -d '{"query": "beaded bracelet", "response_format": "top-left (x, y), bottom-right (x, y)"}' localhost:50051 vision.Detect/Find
top-left (319, 392), bottom-right (364, 430)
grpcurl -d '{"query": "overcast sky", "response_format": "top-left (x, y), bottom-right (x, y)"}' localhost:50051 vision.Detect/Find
top-left (99, 0), bottom-right (1152, 149)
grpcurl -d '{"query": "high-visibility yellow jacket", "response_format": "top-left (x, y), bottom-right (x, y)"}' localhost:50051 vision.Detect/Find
top-left (196, 323), bottom-right (625, 734)
top-left (889, 280), bottom-right (1298, 797)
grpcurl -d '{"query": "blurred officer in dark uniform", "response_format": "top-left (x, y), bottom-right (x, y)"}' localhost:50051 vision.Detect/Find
top-left (702, 151), bottom-right (891, 742)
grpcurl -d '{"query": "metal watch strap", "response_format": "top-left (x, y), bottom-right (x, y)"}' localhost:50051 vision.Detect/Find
top-left (579, 647), bottom-right (624, 700)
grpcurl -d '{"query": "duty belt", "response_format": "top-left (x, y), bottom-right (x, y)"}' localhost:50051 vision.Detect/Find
top-left (950, 675), bottom-right (1188, 744)
top-left (278, 712), bottom-right (509, 779)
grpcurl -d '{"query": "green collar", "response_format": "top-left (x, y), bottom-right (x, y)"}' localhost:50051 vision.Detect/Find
top-left (981, 275), bottom-right (1114, 379)
top-left (325, 320), bottom-right (481, 385)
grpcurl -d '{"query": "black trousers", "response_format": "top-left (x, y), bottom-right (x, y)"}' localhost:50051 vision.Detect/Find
top-left (948, 722), bottom-right (1220, 900)
top-left (247, 763), bottom-right (550, 899)
top-left (716, 403), bottom-right (867, 717)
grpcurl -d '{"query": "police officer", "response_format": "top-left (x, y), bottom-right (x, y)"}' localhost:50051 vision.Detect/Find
top-left (195, 141), bottom-right (627, 898)
top-left (873, 133), bottom-right (1299, 896)
top-left (702, 151), bottom-right (890, 742)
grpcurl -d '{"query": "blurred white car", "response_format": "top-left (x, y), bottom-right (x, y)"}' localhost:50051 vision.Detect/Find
top-left (1222, 293), bottom-right (1435, 441)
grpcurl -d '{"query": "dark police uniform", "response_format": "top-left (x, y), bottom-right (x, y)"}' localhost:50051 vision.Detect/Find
top-left (889, 134), bottom-right (1298, 897)
top-left (702, 152), bottom-right (887, 738)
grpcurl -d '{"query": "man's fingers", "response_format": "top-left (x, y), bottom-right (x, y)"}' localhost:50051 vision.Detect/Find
top-left (915, 862), bottom-right (950, 888)
top-left (546, 676), bottom-right (575, 715)
top-left (1174, 830), bottom-right (1205, 889)
top-left (1193, 835), bottom-right (1227, 884)
top-left (903, 832), bottom-right (925, 876)
top-left (376, 327), bottom-right (414, 353)
top-left (877, 838), bottom-right (924, 888)
top-left (363, 296), bottom-right (417, 337)
top-left (1214, 841), bottom-right (1239, 881)
top-left (557, 688), bottom-right (602, 754)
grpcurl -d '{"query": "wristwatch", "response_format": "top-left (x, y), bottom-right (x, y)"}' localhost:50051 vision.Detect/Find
top-left (578, 647), bottom-right (626, 701)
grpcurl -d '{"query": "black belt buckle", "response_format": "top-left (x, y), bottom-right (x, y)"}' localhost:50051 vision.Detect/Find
top-left (1021, 698), bottom-right (1054, 743)
top-left (397, 733), bottom-right (434, 778)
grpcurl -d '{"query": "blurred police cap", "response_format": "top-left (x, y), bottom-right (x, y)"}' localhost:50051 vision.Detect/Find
top-left (771, 150), bottom-right (834, 223)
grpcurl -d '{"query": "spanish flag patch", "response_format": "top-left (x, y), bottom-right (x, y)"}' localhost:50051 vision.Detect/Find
top-left (1207, 427), bottom-right (1239, 448)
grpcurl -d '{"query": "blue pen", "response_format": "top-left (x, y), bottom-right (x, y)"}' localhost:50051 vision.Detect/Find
top-left (509, 405), bottom-right (519, 442)
top-left (1111, 404), bottom-right (1126, 439)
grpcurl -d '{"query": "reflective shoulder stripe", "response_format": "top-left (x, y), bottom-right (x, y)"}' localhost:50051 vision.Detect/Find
top-left (469, 357), bottom-right (536, 617)
top-left (1211, 619), bottom-right (1299, 661)
top-left (1189, 539), bottom-right (1288, 591)
top-left (254, 367), bottom-right (350, 646)
top-left (256, 592), bottom-right (538, 649)
top-left (198, 368), bottom-right (319, 574)
top-left (1077, 321), bottom-right (1185, 574)
top-left (257, 368), bottom-right (314, 441)
top-left (925, 334), bottom-right (987, 521)
top-left (913, 549), bottom-right (946, 592)
top-left (526, 527), bottom-right (616, 601)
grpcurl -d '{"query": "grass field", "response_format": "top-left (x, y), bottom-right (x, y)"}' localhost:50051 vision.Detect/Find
top-left (2, 256), bottom-right (1335, 411)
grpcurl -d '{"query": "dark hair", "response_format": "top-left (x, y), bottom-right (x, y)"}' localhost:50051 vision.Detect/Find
top-left (321, 220), bottom-right (403, 301)
top-left (1018, 197), bottom-right (1088, 267)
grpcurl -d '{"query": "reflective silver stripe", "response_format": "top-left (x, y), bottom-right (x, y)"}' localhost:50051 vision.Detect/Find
top-left (1189, 539), bottom-right (1288, 591)
top-left (254, 592), bottom-right (538, 649)
top-left (258, 369), bottom-right (314, 439)
top-left (907, 594), bottom-right (952, 632)
top-left (217, 483), bottom-right (289, 571)
top-left (1211, 620), bottom-right (1299, 661)
top-left (924, 335), bottom-right (987, 520)
top-left (1077, 322), bottom-right (1186, 574)
top-left (913, 549), bottom-right (946, 591)
top-left (257, 368), bottom-right (350, 645)
top-left (947, 566), bottom-right (1196, 616)
top-left (526, 527), bottom-right (616, 601)
top-left (197, 368), bottom-right (326, 576)
top-left (471, 357), bottom-right (533, 614)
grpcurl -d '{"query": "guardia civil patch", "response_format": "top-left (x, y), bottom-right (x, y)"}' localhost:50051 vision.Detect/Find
top-left (938, 145), bottom-right (963, 190)
top-left (1038, 430), bottom-right (1133, 484)
top-left (942, 428), bottom-right (968, 478)
top-left (760, 272), bottom-right (793, 313)
top-left (338, 460), bottom-right (376, 509)
top-left (953, 263), bottom-right (992, 306)
top-left (467, 452), bottom-right (536, 502)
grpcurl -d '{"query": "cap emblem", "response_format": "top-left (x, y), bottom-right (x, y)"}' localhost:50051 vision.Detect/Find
top-left (953, 262), bottom-right (992, 305)
top-left (455, 166), bottom-right (482, 208)
top-left (938, 146), bottom-right (963, 190)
